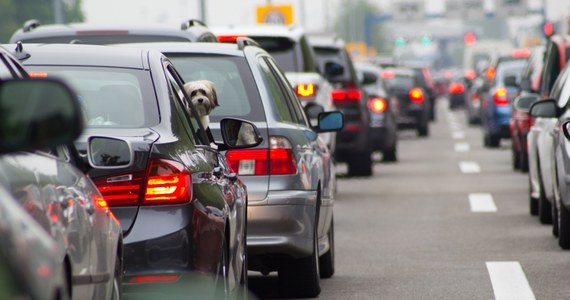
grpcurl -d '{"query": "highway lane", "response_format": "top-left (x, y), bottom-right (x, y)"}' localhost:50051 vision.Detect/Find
top-left (248, 99), bottom-right (570, 299)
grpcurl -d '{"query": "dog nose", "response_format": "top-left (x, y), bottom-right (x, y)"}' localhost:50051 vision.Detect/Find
top-left (198, 98), bottom-right (204, 103)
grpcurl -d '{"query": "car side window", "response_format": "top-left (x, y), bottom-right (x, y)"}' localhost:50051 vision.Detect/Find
top-left (0, 54), bottom-right (17, 80)
top-left (264, 57), bottom-right (309, 127)
top-left (540, 43), bottom-right (560, 97)
top-left (257, 57), bottom-right (295, 123)
top-left (554, 67), bottom-right (570, 109)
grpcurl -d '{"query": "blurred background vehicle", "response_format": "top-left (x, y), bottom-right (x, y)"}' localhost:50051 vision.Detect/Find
top-left (406, 63), bottom-right (437, 121)
top-left (464, 76), bottom-right (486, 125)
top-left (354, 61), bottom-right (398, 162)
top-left (19, 43), bottom-right (257, 298)
top-left (509, 93), bottom-right (540, 171)
top-left (447, 74), bottom-right (468, 110)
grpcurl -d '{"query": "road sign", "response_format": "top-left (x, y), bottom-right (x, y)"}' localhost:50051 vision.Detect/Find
top-left (495, 0), bottom-right (528, 17)
top-left (256, 5), bottom-right (294, 25)
top-left (392, 0), bottom-right (425, 21)
top-left (446, 0), bottom-right (484, 20)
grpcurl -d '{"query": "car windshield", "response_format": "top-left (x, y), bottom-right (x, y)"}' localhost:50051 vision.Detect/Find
top-left (26, 66), bottom-right (159, 128)
top-left (496, 61), bottom-right (526, 86)
top-left (168, 54), bottom-right (265, 122)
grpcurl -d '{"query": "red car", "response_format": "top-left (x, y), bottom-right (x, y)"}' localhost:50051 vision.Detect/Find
top-left (510, 94), bottom-right (539, 171)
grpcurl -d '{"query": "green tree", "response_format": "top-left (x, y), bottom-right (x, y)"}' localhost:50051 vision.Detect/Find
top-left (0, 0), bottom-right (84, 43)
top-left (333, 0), bottom-right (392, 55)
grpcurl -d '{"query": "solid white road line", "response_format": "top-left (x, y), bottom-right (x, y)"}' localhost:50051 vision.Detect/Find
top-left (454, 142), bottom-right (470, 152)
top-left (452, 131), bottom-right (466, 139)
top-left (486, 262), bottom-right (536, 300)
top-left (459, 161), bottom-right (481, 174)
top-left (469, 193), bottom-right (497, 212)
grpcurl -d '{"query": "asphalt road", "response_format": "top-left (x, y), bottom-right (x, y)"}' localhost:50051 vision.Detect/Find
top-left (247, 99), bottom-right (570, 300)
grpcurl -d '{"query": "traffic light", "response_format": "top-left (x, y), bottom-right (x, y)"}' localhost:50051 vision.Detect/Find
top-left (464, 32), bottom-right (477, 46)
top-left (420, 35), bottom-right (432, 46)
top-left (394, 37), bottom-right (407, 48)
top-left (543, 21), bottom-right (554, 38)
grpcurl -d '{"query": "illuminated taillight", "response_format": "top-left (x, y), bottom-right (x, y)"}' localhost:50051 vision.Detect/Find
top-left (217, 35), bottom-right (245, 43)
top-left (493, 88), bottom-right (509, 106)
top-left (486, 67), bottom-right (496, 80)
top-left (368, 97), bottom-right (387, 113)
top-left (331, 89), bottom-right (361, 105)
top-left (128, 275), bottom-right (180, 284)
top-left (448, 82), bottom-right (465, 94)
top-left (409, 88), bottom-right (424, 103)
top-left (296, 84), bottom-right (317, 98)
top-left (511, 48), bottom-right (530, 58)
top-left (465, 69), bottom-right (476, 80)
top-left (93, 171), bottom-right (145, 206)
top-left (144, 159), bottom-right (192, 205)
top-left (225, 137), bottom-right (297, 175)
top-left (29, 72), bottom-right (48, 78)
top-left (381, 70), bottom-right (395, 79)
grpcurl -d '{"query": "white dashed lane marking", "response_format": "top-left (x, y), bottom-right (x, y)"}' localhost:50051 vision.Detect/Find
top-left (452, 131), bottom-right (466, 139)
top-left (459, 161), bottom-right (480, 174)
top-left (454, 143), bottom-right (470, 152)
top-left (486, 262), bottom-right (536, 300)
top-left (468, 193), bottom-right (497, 212)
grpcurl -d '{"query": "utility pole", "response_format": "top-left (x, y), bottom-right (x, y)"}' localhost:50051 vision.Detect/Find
top-left (200, 0), bottom-right (207, 23)
top-left (53, 0), bottom-right (64, 23)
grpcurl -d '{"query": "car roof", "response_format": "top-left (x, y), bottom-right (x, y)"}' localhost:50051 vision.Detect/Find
top-left (307, 34), bottom-right (345, 48)
top-left (211, 24), bottom-right (305, 40)
top-left (13, 43), bottom-right (150, 69)
top-left (115, 41), bottom-right (264, 57)
top-left (9, 21), bottom-right (215, 44)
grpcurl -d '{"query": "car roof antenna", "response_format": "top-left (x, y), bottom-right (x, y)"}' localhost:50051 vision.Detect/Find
top-left (13, 42), bottom-right (31, 61)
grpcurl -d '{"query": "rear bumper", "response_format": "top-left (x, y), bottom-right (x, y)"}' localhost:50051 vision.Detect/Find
top-left (396, 106), bottom-right (425, 128)
top-left (334, 122), bottom-right (371, 159)
top-left (449, 93), bottom-right (465, 108)
top-left (369, 127), bottom-right (393, 151)
top-left (247, 190), bottom-right (317, 260)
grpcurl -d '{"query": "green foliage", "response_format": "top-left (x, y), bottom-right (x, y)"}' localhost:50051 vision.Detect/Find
top-left (0, 0), bottom-right (84, 43)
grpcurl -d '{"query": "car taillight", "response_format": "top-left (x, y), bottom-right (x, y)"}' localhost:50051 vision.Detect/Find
top-left (217, 35), bottom-right (246, 43)
top-left (493, 88), bottom-right (509, 106)
top-left (128, 275), bottom-right (180, 284)
top-left (144, 159), bottom-right (192, 205)
top-left (331, 89), bottom-right (361, 105)
top-left (486, 67), bottom-right (496, 80)
top-left (409, 88), bottom-right (424, 103)
top-left (381, 70), bottom-right (395, 79)
top-left (448, 82), bottom-right (465, 94)
top-left (92, 159), bottom-right (192, 207)
top-left (225, 137), bottom-right (296, 175)
top-left (368, 97), bottom-right (387, 113)
top-left (296, 84), bottom-right (317, 98)
top-left (472, 94), bottom-right (480, 103)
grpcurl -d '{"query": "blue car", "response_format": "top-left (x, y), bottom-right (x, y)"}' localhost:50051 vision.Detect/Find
top-left (481, 59), bottom-right (527, 147)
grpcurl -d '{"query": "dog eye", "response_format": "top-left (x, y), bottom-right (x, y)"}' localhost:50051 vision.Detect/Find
top-left (190, 91), bottom-right (197, 97)
top-left (198, 89), bottom-right (206, 95)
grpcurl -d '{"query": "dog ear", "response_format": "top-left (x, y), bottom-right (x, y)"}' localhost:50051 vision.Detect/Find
top-left (204, 80), bottom-right (219, 107)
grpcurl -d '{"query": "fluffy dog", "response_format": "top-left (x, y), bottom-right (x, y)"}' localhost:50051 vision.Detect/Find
top-left (183, 80), bottom-right (219, 129)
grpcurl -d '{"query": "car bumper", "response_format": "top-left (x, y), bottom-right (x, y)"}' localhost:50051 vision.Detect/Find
top-left (247, 190), bottom-right (317, 260)
top-left (369, 127), bottom-right (392, 151)
top-left (396, 106), bottom-right (425, 128)
top-left (449, 94), bottom-right (464, 108)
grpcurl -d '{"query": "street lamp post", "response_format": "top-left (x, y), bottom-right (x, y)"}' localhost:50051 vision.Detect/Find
top-left (53, 0), bottom-right (64, 23)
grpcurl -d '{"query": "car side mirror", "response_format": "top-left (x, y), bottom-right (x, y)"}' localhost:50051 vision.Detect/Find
top-left (305, 103), bottom-right (325, 119)
top-left (316, 111), bottom-right (344, 132)
top-left (324, 61), bottom-right (344, 78)
top-left (0, 78), bottom-right (83, 154)
top-left (361, 72), bottom-right (377, 85)
top-left (562, 121), bottom-right (570, 141)
top-left (529, 99), bottom-right (558, 118)
top-left (219, 118), bottom-right (263, 149)
top-left (88, 137), bottom-right (133, 169)
top-left (504, 75), bottom-right (518, 88)
top-left (513, 94), bottom-right (540, 111)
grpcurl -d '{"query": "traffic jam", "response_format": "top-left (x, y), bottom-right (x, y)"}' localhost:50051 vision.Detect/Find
top-left (0, 0), bottom-right (569, 299)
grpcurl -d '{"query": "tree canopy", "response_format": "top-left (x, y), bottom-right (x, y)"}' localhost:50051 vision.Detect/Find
top-left (0, 0), bottom-right (84, 43)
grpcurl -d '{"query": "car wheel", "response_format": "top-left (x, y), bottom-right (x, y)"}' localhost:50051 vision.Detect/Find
top-left (417, 120), bottom-right (429, 137)
top-left (382, 144), bottom-right (397, 162)
top-left (215, 233), bottom-right (230, 299)
top-left (559, 202), bottom-right (570, 249)
top-left (529, 177), bottom-right (538, 216)
top-left (319, 216), bottom-right (335, 279)
top-left (348, 148), bottom-right (373, 177)
top-left (488, 133), bottom-right (500, 148)
top-left (111, 254), bottom-right (122, 300)
top-left (278, 220), bottom-right (320, 298)
top-left (553, 200), bottom-right (559, 237)
top-left (512, 147), bottom-right (520, 170)
top-left (483, 132), bottom-right (490, 147)
top-left (538, 167), bottom-right (552, 224)
top-left (520, 150), bottom-right (529, 172)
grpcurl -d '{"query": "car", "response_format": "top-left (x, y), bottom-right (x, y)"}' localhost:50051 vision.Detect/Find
top-left (381, 67), bottom-right (430, 137)
top-left (480, 59), bottom-right (527, 147)
top-left (354, 61), bottom-right (398, 161)
top-left (308, 34), bottom-right (375, 176)
top-left (0, 44), bottom-right (123, 299)
top-left (464, 76), bottom-right (485, 124)
top-left (462, 39), bottom-right (514, 77)
top-left (212, 24), bottom-right (338, 154)
top-left (9, 19), bottom-right (218, 44)
top-left (121, 39), bottom-right (344, 298)
top-left (18, 43), bottom-right (260, 297)
top-left (527, 35), bottom-right (570, 224)
top-left (447, 74), bottom-right (468, 110)
top-left (406, 63), bottom-right (437, 120)
top-left (509, 93), bottom-right (540, 171)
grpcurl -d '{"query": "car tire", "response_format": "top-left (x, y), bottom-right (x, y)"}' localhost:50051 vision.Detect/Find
top-left (529, 177), bottom-right (538, 216)
top-left (382, 144), bottom-right (397, 162)
top-left (417, 120), bottom-right (429, 137)
top-left (553, 200), bottom-right (559, 237)
top-left (520, 150), bottom-right (529, 172)
top-left (348, 148), bottom-right (373, 177)
top-left (488, 133), bottom-right (500, 148)
top-left (538, 167), bottom-right (552, 224)
top-left (512, 148), bottom-right (520, 170)
top-left (111, 254), bottom-right (122, 300)
top-left (559, 202), bottom-right (570, 249)
top-left (278, 222), bottom-right (320, 298)
top-left (319, 216), bottom-right (335, 279)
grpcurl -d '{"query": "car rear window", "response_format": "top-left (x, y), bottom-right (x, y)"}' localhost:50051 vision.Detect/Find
top-left (18, 35), bottom-right (191, 45)
top-left (26, 66), bottom-right (159, 128)
top-left (313, 46), bottom-right (356, 84)
top-left (251, 37), bottom-right (298, 73)
top-left (384, 75), bottom-right (414, 90)
top-left (167, 54), bottom-right (265, 122)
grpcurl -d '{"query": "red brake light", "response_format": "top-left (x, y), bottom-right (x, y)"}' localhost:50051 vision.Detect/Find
top-left (296, 84), bottom-right (317, 98)
top-left (216, 35), bottom-right (246, 43)
top-left (29, 72), bottom-right (48, 78)
top-left (128, 275), bottom-right (180, 284)
top-left (465, 69), bottom-right (476, 80)
top-left (331, 89), bottom-right (361, 105)
top-left (511, 48), bottom-right (530, 58)
top-left (493, 88), bottom-right (509, 106)
top-left (409, 88), bottom-right (424, 103)
top-left (486, 67), bottom-right (496, 80)
top-left (144, 160), bottom-right (192, 205)
top-left (93, 171), bottom-right (145, 206)
top-left (448, 82), bottom-right (465, 94)
top-left (381, 70), bottom-right (396, 79)
top-left (368, 97), bottom-right (387, 113)
top-left (225, 137), bottom-right (296, 175)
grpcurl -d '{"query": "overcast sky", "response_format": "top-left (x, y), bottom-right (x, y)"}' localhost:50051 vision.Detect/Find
top-left (81, 0), bottom-right (566, 33)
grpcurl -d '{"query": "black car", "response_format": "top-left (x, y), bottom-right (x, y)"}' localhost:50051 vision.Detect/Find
top-left (19, 43), bottom-right (260, 298)
top-left (354, 61), bottom-right (398, 162)
top-left (0, 45), bottom-right (123, 299)
top-left (407, 63), bottom-right (437, 121)
top-left (381, 67), bottom-right (430, 137)
top-left (308, 34), bottom-right (374, 176)
top-left (9, 19), bottom-right (218, 44)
